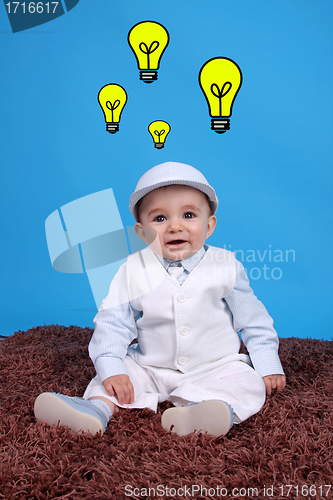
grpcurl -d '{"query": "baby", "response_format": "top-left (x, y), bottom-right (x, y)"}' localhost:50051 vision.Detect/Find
top-left (34, 161), bottom-right (286, 437)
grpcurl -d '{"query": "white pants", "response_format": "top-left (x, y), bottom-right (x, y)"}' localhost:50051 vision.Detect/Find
top-left (83, 353), bottom-right (266, 423)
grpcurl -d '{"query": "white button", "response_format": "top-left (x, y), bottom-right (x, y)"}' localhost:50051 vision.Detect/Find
top-left (178, 357), bottom-right (187, 365)
top-left (180, 326), bottom-right (189, 335)
top-left (177, 293), bottom-right (187, 303)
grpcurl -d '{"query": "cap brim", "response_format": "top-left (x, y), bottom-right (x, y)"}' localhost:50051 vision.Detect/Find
top-left (129, 179), bottom-right (218, 221)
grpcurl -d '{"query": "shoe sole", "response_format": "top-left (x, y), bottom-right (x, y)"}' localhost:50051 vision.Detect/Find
top-left (161, 400), bottom-right (232, 437)
top-left (34, 393), bottom-right (104, 435)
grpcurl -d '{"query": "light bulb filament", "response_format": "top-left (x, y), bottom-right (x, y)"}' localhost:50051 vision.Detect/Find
top-left (139, 40), bottom-right (160, 69)
top-left (154, 129), bottom-right (165, 140)
top-left (210, 82), bottom-right (232, 117)
top-left (106, 100), bottom-right (120, 123)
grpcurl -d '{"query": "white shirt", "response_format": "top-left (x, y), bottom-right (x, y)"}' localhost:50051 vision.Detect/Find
top-left (90, 245), bottom-right (284, 382)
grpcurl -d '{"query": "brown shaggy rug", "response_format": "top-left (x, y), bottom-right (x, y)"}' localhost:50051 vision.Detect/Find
top-left (0, 325), bottom-right (332, 500)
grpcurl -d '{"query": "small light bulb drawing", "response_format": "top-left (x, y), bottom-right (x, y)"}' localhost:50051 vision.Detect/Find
top-left (128, 21), bottom-right (170, 83)
top-left (97, 84), bottom-right (128, 134)
top-left (148, 120), bottom-right (171, 149)
top-left (198, 57), bottom-right (243, 134)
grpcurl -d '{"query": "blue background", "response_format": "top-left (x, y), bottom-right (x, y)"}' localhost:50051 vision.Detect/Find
top-left (1, 1), bottom-right (332, 339)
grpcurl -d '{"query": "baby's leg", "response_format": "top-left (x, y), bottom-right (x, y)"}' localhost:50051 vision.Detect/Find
top-left (83, 355), bottom-right (167, 413)
top-left (34, 356), bottom-right (167, 435)
top-left (89, 396), bottom-right (118, 414)
top-left (161, 357), bottom-right (266, 436)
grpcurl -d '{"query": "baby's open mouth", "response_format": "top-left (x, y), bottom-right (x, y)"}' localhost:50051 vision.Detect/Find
top-left (166, 240), bottom-right (187, 245)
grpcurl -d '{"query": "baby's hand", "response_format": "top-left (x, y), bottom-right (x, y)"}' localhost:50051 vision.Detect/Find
top-left (102, 374), bottom-right (134, 406)
top-left (263, 374), bottom-right (286, 396)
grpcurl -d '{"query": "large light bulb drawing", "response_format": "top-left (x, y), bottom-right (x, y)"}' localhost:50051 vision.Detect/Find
top-left (98, 84), bottom-right (128, 134)
top-left (198, 57), bottom-right (243, 134)
top-left (148, 120), bottom-right (171, 148)
top-left (128, 21), bottom-right (169, 83)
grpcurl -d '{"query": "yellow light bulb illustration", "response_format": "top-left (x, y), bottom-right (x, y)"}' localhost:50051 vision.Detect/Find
top-left (128, 21), bottom-right (170, 83)
top-left (148, 121), bottom-right (171, 149)
top-left (198, 57), bottom-right (243, 134)
top-left (97, 84), bottom-right (128, 134)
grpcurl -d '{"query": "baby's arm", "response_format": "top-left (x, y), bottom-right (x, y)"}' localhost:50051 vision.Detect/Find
top-left (224, 260), bottom-right (286, 393)
top-left (103, 374), bottom-right (134, 405)
top-left (88, 263), bottom-right (140, 400)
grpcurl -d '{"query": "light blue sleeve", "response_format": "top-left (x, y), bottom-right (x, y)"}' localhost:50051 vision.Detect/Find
top-left (88, 262), bottom-right (140, 383)
top-left (224, 259), bottom-right (285, 378)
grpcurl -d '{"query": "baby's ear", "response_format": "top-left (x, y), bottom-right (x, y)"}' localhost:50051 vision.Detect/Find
top-left (135, 224), bottom-right (158, 246)
top-left (207, 215), bottom-right (217, 238)
top-left (134, 223), bottom-right (147, 243)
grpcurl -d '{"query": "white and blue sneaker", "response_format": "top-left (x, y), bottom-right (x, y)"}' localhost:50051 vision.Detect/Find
top-left (161, 400), bottom-right (234, 437)
top-left (34, 392), bottom-right (110, 435)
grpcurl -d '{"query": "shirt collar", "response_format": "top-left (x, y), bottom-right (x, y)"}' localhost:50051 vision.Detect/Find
top-left (156, 245), bottom-right (207, 273)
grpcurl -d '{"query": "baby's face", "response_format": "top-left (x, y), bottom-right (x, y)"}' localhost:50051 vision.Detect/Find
top-left (135, 185), bottom-right (216, 261)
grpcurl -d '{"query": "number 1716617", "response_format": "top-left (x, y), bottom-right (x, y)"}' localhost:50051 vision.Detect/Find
top-left (279, 485), bottom-right (331, 497)
top-left (5, 2), bottom-right (59, 14)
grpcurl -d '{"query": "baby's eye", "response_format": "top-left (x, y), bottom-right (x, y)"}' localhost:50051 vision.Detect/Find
top-left (154, 215), bottom-right (166, 222)
top-left (184, 212), bottom-right (195, 219)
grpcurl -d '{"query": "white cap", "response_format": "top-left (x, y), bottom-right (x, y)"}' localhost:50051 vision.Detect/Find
top-left (129, 161), bottom-right (218, 221)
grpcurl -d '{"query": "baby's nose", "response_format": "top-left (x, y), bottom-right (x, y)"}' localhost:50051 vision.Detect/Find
top-left (168, 218), bottom-right (183, 231)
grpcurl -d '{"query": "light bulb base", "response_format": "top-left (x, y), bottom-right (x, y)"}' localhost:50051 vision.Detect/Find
top-left (154, 143), bottom-right (164, 149)
top-left (106, 123), bottom-right (119, 134)
top-left (211, 118), bottom-right (230, 134)
top-left (140, 71), bottom-right (158, 83)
